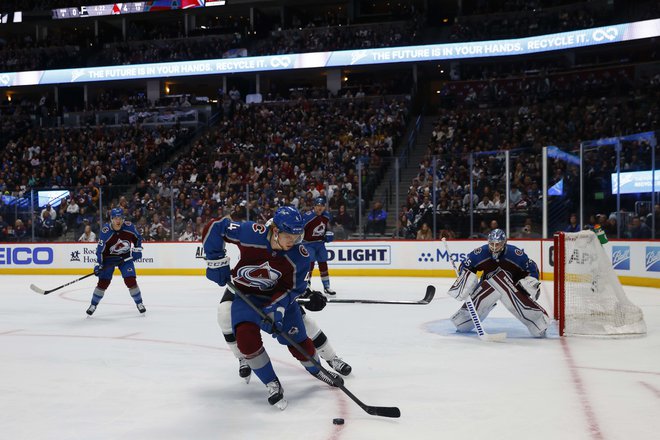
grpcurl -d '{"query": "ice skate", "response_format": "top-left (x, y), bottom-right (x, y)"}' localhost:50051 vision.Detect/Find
top-left (313, 369), bottom-right (343, 387)
top-left (328, 356), bottom-right (352, 376)
top-left (239, 358), bottom-right (252, 383)
top-left (324, 287), bottom-right (336, 296)
top-left (86, 304), bottom-right (96, 316)
top-left (136, 303), bottom-right (146, 314)
top-left (266, 379), bottom-right (287, 410)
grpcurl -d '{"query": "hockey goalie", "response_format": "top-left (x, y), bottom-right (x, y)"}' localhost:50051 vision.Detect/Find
top-left (447, 229), bottom-right (550, 338)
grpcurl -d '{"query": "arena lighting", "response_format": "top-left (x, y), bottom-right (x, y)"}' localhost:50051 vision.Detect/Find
top-left (0, 18), bottom-right (658, 87)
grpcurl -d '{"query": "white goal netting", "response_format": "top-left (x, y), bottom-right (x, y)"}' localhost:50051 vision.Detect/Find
top-left (560, 230), bottom-right (646, 336)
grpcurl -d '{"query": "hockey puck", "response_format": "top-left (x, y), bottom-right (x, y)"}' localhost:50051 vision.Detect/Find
top-left (332, 418), bottom-right (345, 425)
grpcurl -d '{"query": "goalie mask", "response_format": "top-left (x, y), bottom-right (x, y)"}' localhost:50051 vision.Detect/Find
top-left (488, 229), bottom-right (507, 258)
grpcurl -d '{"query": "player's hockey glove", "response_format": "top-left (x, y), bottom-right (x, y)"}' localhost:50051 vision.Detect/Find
top-left (301, 290), bottom-right (327, 312)
top-left (94, 263), bottom-right (103, 276)
top-left (518, 276), bottom-right (541, 301)
top-left (131, 246), bottom-right (143, 261)
top-left (206, 255), bottom-right (231, 287)
top-left (324, 231), bottom-right (335, 243)
top-left (260, 303), bottom-right (285, 336)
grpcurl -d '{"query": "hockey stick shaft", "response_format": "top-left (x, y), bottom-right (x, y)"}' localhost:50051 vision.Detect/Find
top-left (30, 272), bottom-right (96, 295)
top-left (29, 256), bottom-right (133, 295)
top-left (226, 281), bottom-right (400, 418)
top-left (441, 238), bottom-right (506, 342)
top-left (297, 285), bottom-right (435, 305)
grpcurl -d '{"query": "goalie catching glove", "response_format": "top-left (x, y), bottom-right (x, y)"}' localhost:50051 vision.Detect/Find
top-left (206, 255), bottom-right (231, 286)
top-left (447, 270), bottom-right (479, 301)
top-left (518, 276), bottom-right (541, 300)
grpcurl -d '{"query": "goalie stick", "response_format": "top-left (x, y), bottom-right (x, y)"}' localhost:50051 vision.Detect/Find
top-left (297, 285), bottom-right (435, 305)
top-left (226, 281), bottom-right (401, 418)
top-left (29, 257), bottom-right (133, 295)
top-left (441, 238), bottom-right (507, 342)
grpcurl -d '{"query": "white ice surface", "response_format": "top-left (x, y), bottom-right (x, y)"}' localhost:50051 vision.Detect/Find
top-left (1, 275), bottom-right (659, 440)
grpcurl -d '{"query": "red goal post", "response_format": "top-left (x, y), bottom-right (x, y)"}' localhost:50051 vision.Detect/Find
top-left (553, 231), bottom-right (646, 337)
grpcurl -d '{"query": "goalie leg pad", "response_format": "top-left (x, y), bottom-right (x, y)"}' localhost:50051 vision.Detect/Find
top-left (487, 270), bottom-right (549, 337)
top-left (450, 283), bottom-right (499, 332)
top-left (447, 270), bottom-right (480, 301)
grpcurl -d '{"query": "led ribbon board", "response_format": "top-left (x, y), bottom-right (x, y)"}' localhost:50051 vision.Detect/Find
top-left (1, 18), bottom-right (658, 87)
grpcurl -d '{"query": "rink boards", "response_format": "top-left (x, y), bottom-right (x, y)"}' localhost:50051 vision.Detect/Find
top-left (0, 239), bottom-right (657, 287)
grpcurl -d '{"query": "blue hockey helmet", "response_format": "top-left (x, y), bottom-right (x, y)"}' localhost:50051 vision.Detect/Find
top-left (273, 206), bottom-right (304, 236)
top-left (487, 228), bottom-right (507, 256)
top-left (110, 207), bottom-right (125, 219)
top-left (314, 196), bottom-right (327, 206)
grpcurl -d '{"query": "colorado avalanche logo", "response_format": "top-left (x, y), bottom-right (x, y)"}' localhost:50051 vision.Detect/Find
top-left (312, 223), bottom-right (326, 237)
top-left (300, 245), bottom-right (309, 257)
top-left (515, 249), bottom-right (523, 256)
top-left (109, 239), bottom-right (131, 255)
top-left (252, 224), bottom-right (266, 234)
top-left (235, 262), bottom-right (282, 291)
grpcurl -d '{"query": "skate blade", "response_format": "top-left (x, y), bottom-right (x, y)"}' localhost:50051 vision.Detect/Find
top-left (273, 398), bottom-right (288, 411)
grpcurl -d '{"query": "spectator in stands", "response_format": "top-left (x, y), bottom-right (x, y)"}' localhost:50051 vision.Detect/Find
top-left (78, 224), bottom-right (97, 242)
top-left (66, 197), bottom-right (80, 229)
top-left (491, 191), bottom-right (505, 211)
top-left (509, 186), bottom-right (523, 208)
top-left (40, 203), bottom-right (57, 222)
top-left (626, 217), bottom-right (652, 239)
top-left (416, 222), bottom-right (433, 240)
top-left (39, 210), bottom-right (56, 238)
top-left (565, 213), bottom-right (580, 232)
top-left (462, 184), bottom-right (478, 210)
top-left (178, 222), bottom-right (197, 241)
top-left (332, 204), bottom-right (355, 239)
top-left (366, 201), bottom-right (387, 235)
top-left (12, 219), bottom-right (27, 240)
top-left (476, 195), bottom-right (495, 211)
top-left (392, 217), bottom-right (414, 239)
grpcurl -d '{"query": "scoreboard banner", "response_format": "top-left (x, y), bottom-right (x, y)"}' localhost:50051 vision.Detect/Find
top-left (52, 1), bottom-right (226, 19)
top-left (0, 240), bottom-right (657, 287)
top-left (1, 18), bottom-right (658, 87)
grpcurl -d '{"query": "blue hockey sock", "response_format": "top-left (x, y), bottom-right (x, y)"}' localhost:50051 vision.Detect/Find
top-left (91, 288), bottom-right (105, 306)
top-left (246, 349), bottom-right (277, 385)
top-left (129, 286), bottom-right (143, 304)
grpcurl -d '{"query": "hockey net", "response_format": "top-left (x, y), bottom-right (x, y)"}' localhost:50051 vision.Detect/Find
top-left (553, 230), bottom-right (646, 337)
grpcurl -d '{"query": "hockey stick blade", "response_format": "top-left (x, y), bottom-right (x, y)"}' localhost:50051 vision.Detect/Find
top-left (480, 332), bottom-right (507, 342)
top-left (299, 285), bottom-right (436, 305)
top-left (29, 284), bottom-right (47, 295)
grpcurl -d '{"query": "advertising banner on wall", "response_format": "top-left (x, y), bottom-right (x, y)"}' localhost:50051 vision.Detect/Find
top-left (0, 240), bottom-right (657, 286)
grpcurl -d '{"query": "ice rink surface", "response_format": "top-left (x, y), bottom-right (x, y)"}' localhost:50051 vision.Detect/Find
top-left (1, 275), bottom-right (659, 440)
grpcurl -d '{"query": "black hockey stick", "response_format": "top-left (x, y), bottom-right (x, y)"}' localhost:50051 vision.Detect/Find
top-left (297, 285), bottom-right (435, 305)
top-left (29, 257), bottom-right (133, 295)
top-left (226, 281), bottom-right (401, 418)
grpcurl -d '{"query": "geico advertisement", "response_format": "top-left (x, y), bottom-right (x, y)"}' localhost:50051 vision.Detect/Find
top-left (0, 243), bottom-right (202, 269)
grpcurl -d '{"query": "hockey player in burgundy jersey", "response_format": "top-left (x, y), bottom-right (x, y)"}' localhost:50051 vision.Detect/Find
top-left (302, 196), bottom-right (336, 295)
top-left (447, 229), bottom-right (549, 337)
top-left (202, 206), bottom-right (343, 410)
top-left (86, 208), bottom-right (145, 316)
